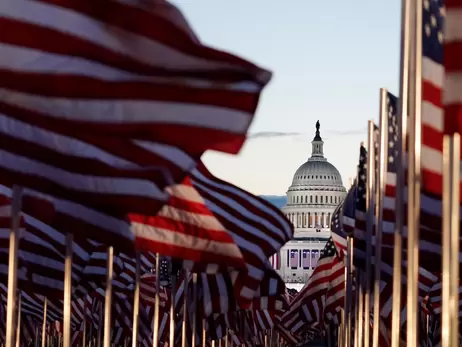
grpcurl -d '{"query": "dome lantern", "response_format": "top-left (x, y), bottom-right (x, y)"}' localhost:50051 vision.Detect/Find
top-left (310, 120), bottom-right (325, 160)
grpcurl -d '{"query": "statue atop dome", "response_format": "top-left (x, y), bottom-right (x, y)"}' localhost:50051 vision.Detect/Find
top-left (313, 120), bottom-right (322, 141)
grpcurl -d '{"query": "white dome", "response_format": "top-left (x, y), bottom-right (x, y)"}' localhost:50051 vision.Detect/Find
top-left (292, 160), bottom-right (344, 187)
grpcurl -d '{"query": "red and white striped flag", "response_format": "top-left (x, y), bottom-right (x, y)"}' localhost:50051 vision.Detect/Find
top-left (0, 0), bottom-right (271, 153)
top-left (190, 161), bottom-right (294, 307)
top-left (0, 0), bottom-right (272, 230)
top-left (130, 176), bottom-right (245, 271)
top-left (443, 0), bottom-right (462, 134)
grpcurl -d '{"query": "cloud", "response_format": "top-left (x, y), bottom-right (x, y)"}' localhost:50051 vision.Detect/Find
top-left (247, 131), bottom-right (301, 139)
top-left (247, 127), bottom-right (366, 140)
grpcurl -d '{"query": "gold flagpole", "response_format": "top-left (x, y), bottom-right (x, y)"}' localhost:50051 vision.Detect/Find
top-left (392, 0), bottom-right (411, 345)
top-left (132, 252), bottom-right (141, 347)
top-left (372, 88), bottom-right (388, 347)
top-left (5, 186), bottom-right (22, 347)
top-left (406, 0), bottom-right (422, 345)
top-left (363, 120), bottom-right (376, 347)
top-left (103, 247), bottom-right (114, 347)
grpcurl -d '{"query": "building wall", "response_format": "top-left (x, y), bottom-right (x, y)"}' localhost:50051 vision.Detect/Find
top-left (274, 234), bottom-right (329, 283)
top-left (273, 193), bottom-right (346, 283)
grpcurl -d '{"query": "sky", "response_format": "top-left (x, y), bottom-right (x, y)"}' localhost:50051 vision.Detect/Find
top-left (171, 0), bottom-right (402, 195)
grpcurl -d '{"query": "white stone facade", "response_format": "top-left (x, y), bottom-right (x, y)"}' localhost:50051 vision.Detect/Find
top-left (270, 122), bottom-right (347, 283)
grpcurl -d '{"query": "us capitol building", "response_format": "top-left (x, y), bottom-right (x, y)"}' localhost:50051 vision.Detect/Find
top-left (271, 121), bottom-right (346, 285)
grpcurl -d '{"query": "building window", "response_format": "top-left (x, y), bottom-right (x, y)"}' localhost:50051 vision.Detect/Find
top-left (302, 250), bottom-right (310, 269)
top-left (330, 196), bottom-right (333, 204)
top-left (289, 250), bottom-right (298, 269)
top-left (315, 196), bottom-right (318, 204)
top-left (305, 196), bottom-right (307, 203)
top-left (310, 196), bottom-right (313, 203)
top-left (320, 196), bottom-right (323, 204)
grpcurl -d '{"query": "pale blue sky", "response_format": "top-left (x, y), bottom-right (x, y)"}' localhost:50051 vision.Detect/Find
top-left (171, 0), bottom-right (401, 195)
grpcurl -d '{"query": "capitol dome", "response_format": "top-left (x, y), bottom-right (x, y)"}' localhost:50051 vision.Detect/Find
top-left (292, 161), bottom-right (344, 187)
top-left (287, 121), bottom-right (346, 196)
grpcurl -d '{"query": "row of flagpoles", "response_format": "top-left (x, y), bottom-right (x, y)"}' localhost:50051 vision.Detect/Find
top-left (308, 0), bottom-right (462, 345)
top-left (283, 0), bottom-right (462, 346)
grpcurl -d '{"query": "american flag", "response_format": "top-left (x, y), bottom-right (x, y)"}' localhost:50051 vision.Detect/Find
top-left (130, 175), bottom-right (245, 271)
top-left (443, 0), bottom-right (462, 134)
top-left (290, 250), bottom-right (298, 268)
top-left (330, 202), bottom-right (347, 255)
top-left (374, 92), bottom-right (439, 333)
top-left (414, 0), bottom-right (450, 273)
top-left (302, 250), bottom-right (310, 269)
top-left (377, 92), bottom-right (403, 273)
top-left (190, 161), bottom-right (293, 308)
top-left (282, 238), bottom-right (343, 329)
top-left (0, 0), bottom-right (272, 236)
top-left (420, 0), bottom-right (445, 199)
top-left (352, 143), bottom-right (368, 266)
top-left (382, 92), bottom-right (399, 248)
top-left (342, 184), bottom-right (356, 235)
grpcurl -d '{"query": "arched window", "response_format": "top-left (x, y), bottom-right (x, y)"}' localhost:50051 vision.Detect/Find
top-left (310, 195), bottom-right (313, 203)
top-left (305, 196), bottom-right (308, 203)
top-left (315, 196), bottom-right (318, 204)
top-left (320, 196), bottom-right (323, 204)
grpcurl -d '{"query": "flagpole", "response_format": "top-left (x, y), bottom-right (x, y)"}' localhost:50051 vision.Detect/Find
top-left (152, 253), bottom-right (161, 347)
top-left (363, 120), bottom-right (376, 347)
top-left (191, 273), bottom-right (198, 347)
top-left (181, 270), bottom-right (189, 347)
top-left (391, 0), bottom-right (411, 346)
top-left (103, 246), bottom-right (114, 347)
top-left (441, 133), bottom-right (460, 347)
top-left (15, 294), bottom-right (21, 347)
top-left (344, 235), bottom-right (353, 347)
top-left (449, 133), bottom-right (460, 347)
top-left (41, 297), bottom-right (47, 347)
top-left (354, 270), bottom-right (364, 347)
top-left (5, 186), bottom-right (22, 347)
top-left (372, 88), bottom-right (389, 347)
top-left (406, 0), bottom-right (422, 345)
top-left (132, 251), bottom-right (141, 347)
top-left (169, 268), bottom-right (177, 347)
